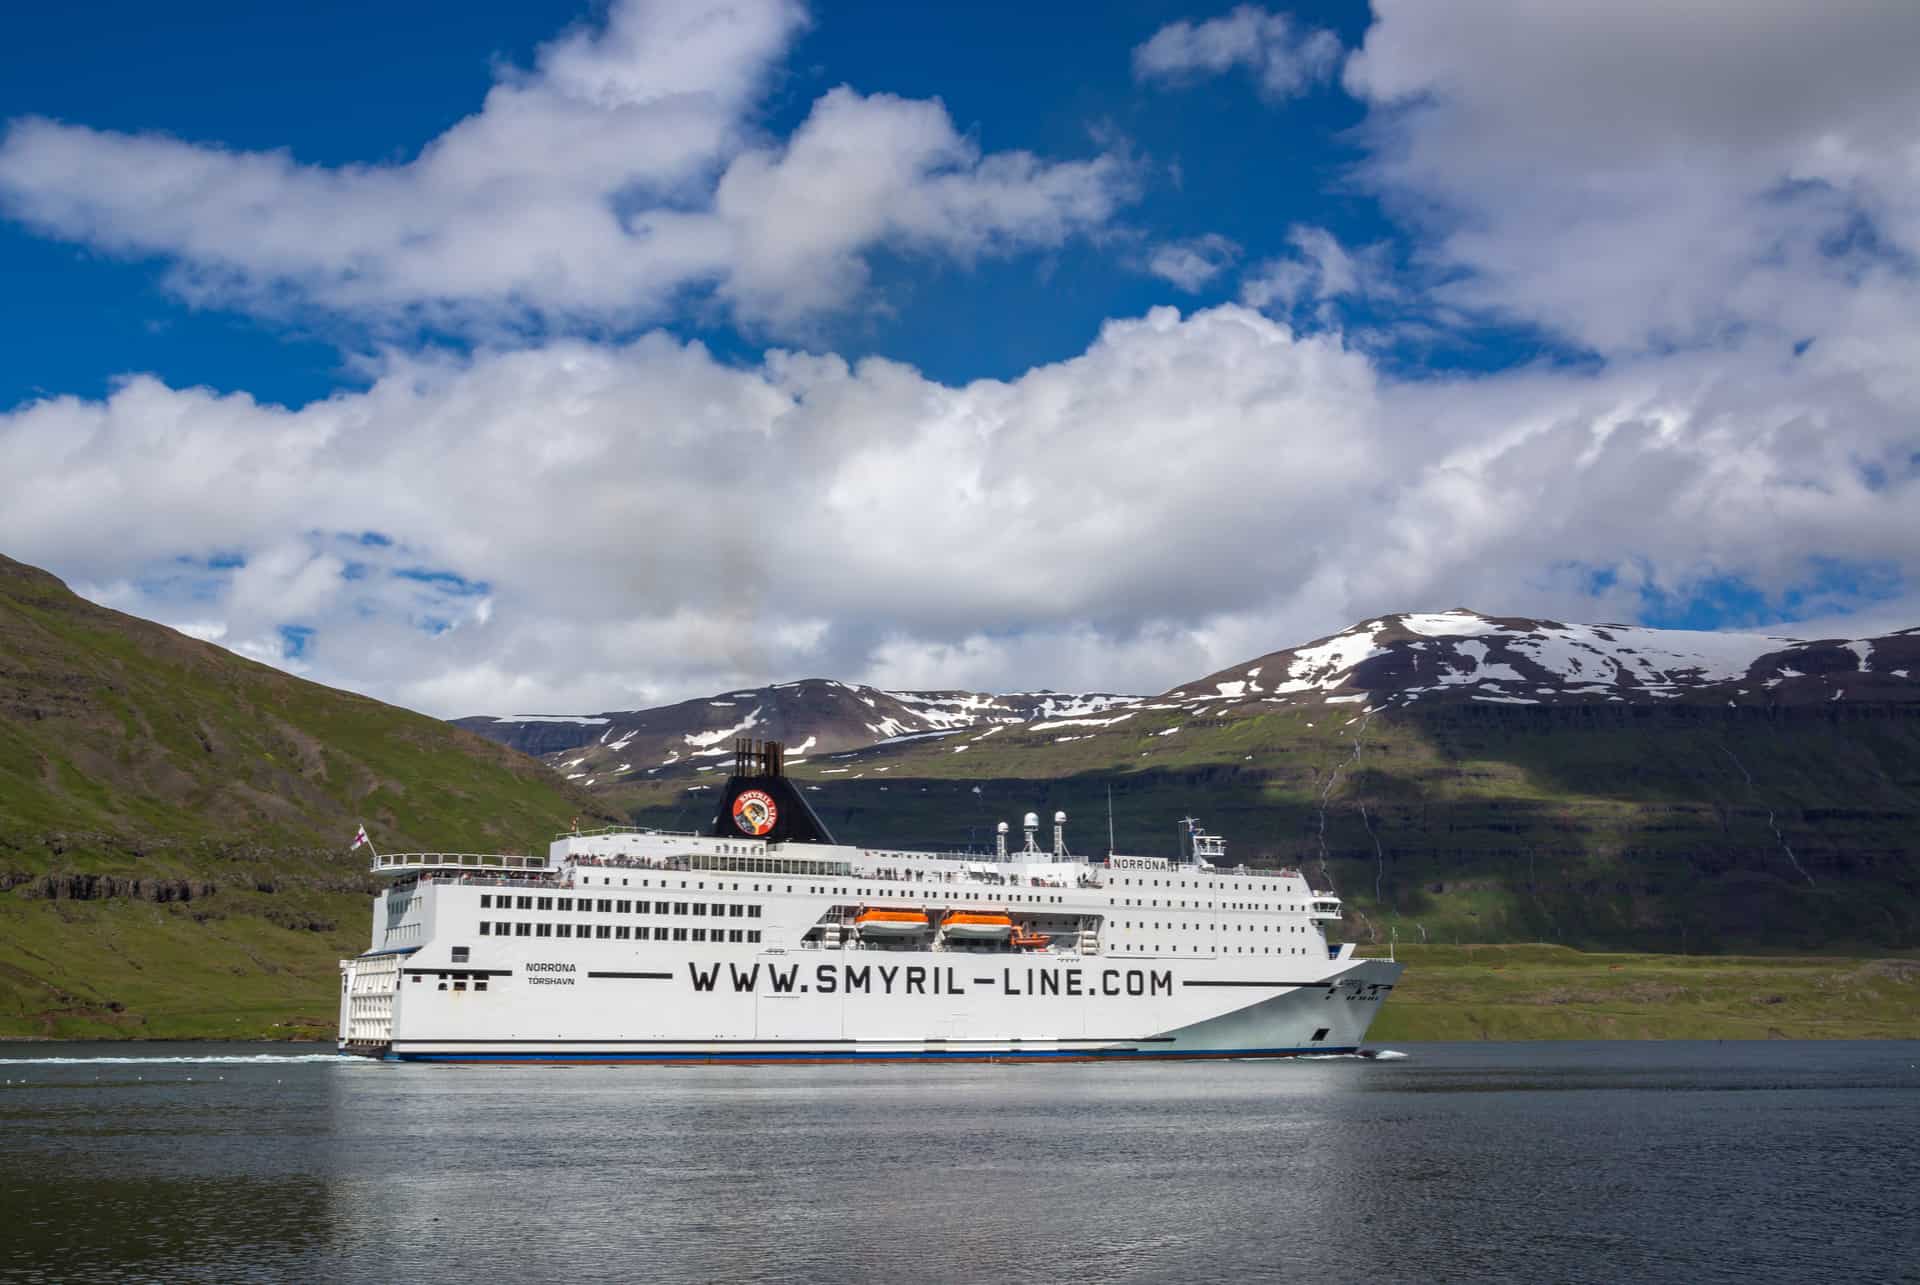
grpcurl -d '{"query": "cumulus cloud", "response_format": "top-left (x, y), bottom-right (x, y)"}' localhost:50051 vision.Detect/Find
top-left (6, 304), bottom-right (1917, 717)
top-left (1343, 0), bottom-right (1920, 354)
top-left (1145, 234), bottom-right (1240, 291)
top-left (0, 0), bottom-right (1129, 334)
top-left (1134, 6), bottom-right (1342, 100)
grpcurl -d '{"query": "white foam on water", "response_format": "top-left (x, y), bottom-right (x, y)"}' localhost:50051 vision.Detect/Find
top-left (1, 1053), bottom-right (348, 1066)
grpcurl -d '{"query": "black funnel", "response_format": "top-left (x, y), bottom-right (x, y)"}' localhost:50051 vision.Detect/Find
top-left (710, 738), bottom-right (837, 845)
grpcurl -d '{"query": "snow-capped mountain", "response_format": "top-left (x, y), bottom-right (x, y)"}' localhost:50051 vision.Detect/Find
top-left (455, 680), bottom-right (1134, 785)
top-left (457, 610), bottom-right (1920, 787)
top-left (1167, 609), bottom-right (1920, 713)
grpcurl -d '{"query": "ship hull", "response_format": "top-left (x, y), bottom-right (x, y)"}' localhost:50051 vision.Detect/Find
top-left (343, 953), bottom-right (1401, 1064)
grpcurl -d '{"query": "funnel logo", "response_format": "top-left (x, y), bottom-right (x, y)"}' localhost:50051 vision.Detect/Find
top-left (732, 789), bottom-right (778, 837)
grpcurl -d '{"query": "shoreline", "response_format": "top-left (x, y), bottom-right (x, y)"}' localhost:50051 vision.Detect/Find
top-left (2, 944), bottom-right (1915, 1042)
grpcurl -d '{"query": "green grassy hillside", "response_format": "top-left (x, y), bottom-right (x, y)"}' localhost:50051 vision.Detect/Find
top-left (613, 699), bottom-right (1920, 955)
top-left (0, 554), bottom-right (611, 1037)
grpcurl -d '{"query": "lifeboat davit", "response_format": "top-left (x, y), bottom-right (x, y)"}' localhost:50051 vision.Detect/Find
top-left (942, 912), bottom-right (1014, 941)
top-left (853, 908), bottom-right (929, 936)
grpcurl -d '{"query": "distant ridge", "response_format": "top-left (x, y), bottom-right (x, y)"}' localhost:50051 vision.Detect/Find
top-left (457, 680), bottom-right (1134, 782)
top-left (461, 608), bottom-right (1920, 788)
top-left (1167, 608), bottom-right (1920, 712)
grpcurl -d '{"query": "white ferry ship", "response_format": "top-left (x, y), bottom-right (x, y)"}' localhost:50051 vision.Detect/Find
top-left (338, 740), bottom-right (1402, 1063)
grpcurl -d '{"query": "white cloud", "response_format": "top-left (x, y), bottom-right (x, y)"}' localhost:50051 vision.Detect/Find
top-left (0, 0), bottom-right (1128, 334)
top-left (5, 305), bottom-right (1916, 717)
top-left (1343, 0), bottom-right (1920, 354)
top-left (1145, 234), bottom-right (1240, 291)
top-left (1134, 6), bottom-right (1342, 100)
top-left (1241, 225), bottom-right (1398, 316)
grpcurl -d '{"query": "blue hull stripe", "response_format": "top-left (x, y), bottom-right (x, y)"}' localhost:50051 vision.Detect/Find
top-left (378, 1045), bottom-right (1359, 1063)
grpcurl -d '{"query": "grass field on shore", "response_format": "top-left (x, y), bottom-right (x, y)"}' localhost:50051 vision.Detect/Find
top-left (1361, 944), bottom-right (1920, 1041)
top-left (5, 914), bottom-right (1919, 1041)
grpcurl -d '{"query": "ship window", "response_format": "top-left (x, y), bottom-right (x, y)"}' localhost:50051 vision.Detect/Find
top-left (476, 981), bottom-right (489, 991)
top-left (497, 922), bottom-right (510, 935)
top-left (616, 926), bottom-right (631, 940)
top-left (596, 925), bottom-right (611, 939)
top-left (674, 902), bottom-right (689, 915)
top-left (711, 903), bottom-right (725, 916)
top-left (1311, 1028), bottom-right (1329, 1042)
top-left (730, 904), bottom-right (743, 917)
top-left (518, 896), bottom-right (533, 909)
top-left (537, 897), bottom-right (553, 911)
top-left (599, 899), bottom-right (613, 912)
top-left (617, 900), bottom-right (631, 913)
top-left (674, 928), bottom-right (688, 941)
top-left (654, 927), bottom-right (670, 941)
top-left (516, 923), bottom-right (531, 937)
top-left (478, 923), bottom-right (490, 936)
top-left (747, 931), bottom-right (761, 943)
top-left (557, 924), bottom-right (572, 938)
top-left (437, 982), bottom-right (447, 991)
top-left (729, 930), bottom-right (743, 942)
top-left (412, 975), bottom-right (421, 984)
top-left (453, 980), bottom-right (467, 991)
top-left (537, 924), bottom-right (552, 937)
top-left (692, 904), bottom-right (706, 916)
top-left (559, 898), bottom-right (573, 911)
top-left (480, 894), bottom-right (492, 908)
top-left (692, 929), bottom-right (707, 941)
top-left (749, 906), bottom-right (762, 918)
top-left (452, 947), bottom-right (470, 963)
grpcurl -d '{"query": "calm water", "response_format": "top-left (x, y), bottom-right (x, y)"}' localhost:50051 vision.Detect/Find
top-left (0, 1042), bottom-right (1914, 1283)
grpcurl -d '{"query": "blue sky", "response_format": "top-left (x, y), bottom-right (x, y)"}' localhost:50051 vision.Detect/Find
top-left (0, 0), bottom-right (1404, 403)
top-left (1, 0), bottom-right (1916, 715)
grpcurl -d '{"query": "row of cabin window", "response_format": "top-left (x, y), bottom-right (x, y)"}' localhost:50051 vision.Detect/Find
top-left (481, 894), bottom-right (762, 918)
top-left (1113, 945), bottom-right (1313, 955)
top-left (1113, 891), bottom-right (1305, 910)
top-left (477, 922), bottom-right (762, 943)
top-left (1118, 921), bottom-right (1315, 933)
top-left (1112, 877), bottom-right (1311, 907)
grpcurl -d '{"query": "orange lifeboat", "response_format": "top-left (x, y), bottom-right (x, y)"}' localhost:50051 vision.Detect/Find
top-left (1009, 926), bottom-right (1050, 950)
top-left (853, 908), bottom-right (929, 937)
top-left (942, 911), bottom-right (1014, 941)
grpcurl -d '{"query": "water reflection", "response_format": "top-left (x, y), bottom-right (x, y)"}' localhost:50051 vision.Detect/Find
top-left (0, 1042), bottom-right (1913, 1284)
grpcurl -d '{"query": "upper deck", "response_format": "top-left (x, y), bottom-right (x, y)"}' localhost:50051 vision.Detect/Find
top-left (364, 817), bottom-right (1342, 920)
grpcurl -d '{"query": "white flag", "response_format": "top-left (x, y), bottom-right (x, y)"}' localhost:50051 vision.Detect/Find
top-left (349, 824), bottom-right (370, 851)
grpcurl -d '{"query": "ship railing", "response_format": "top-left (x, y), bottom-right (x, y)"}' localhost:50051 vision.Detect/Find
top-left (368, 852), bottom-right (549, 874)
top-left (556, 825), bottom-right (701, 841)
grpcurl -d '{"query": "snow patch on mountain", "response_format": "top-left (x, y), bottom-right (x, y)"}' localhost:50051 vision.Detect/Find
top-left (684, 706), bottom-right (763, 748)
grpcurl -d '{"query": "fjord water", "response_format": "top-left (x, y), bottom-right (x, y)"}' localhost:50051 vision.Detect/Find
top-left (1, 1043), bottom-right (1912, 1283)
